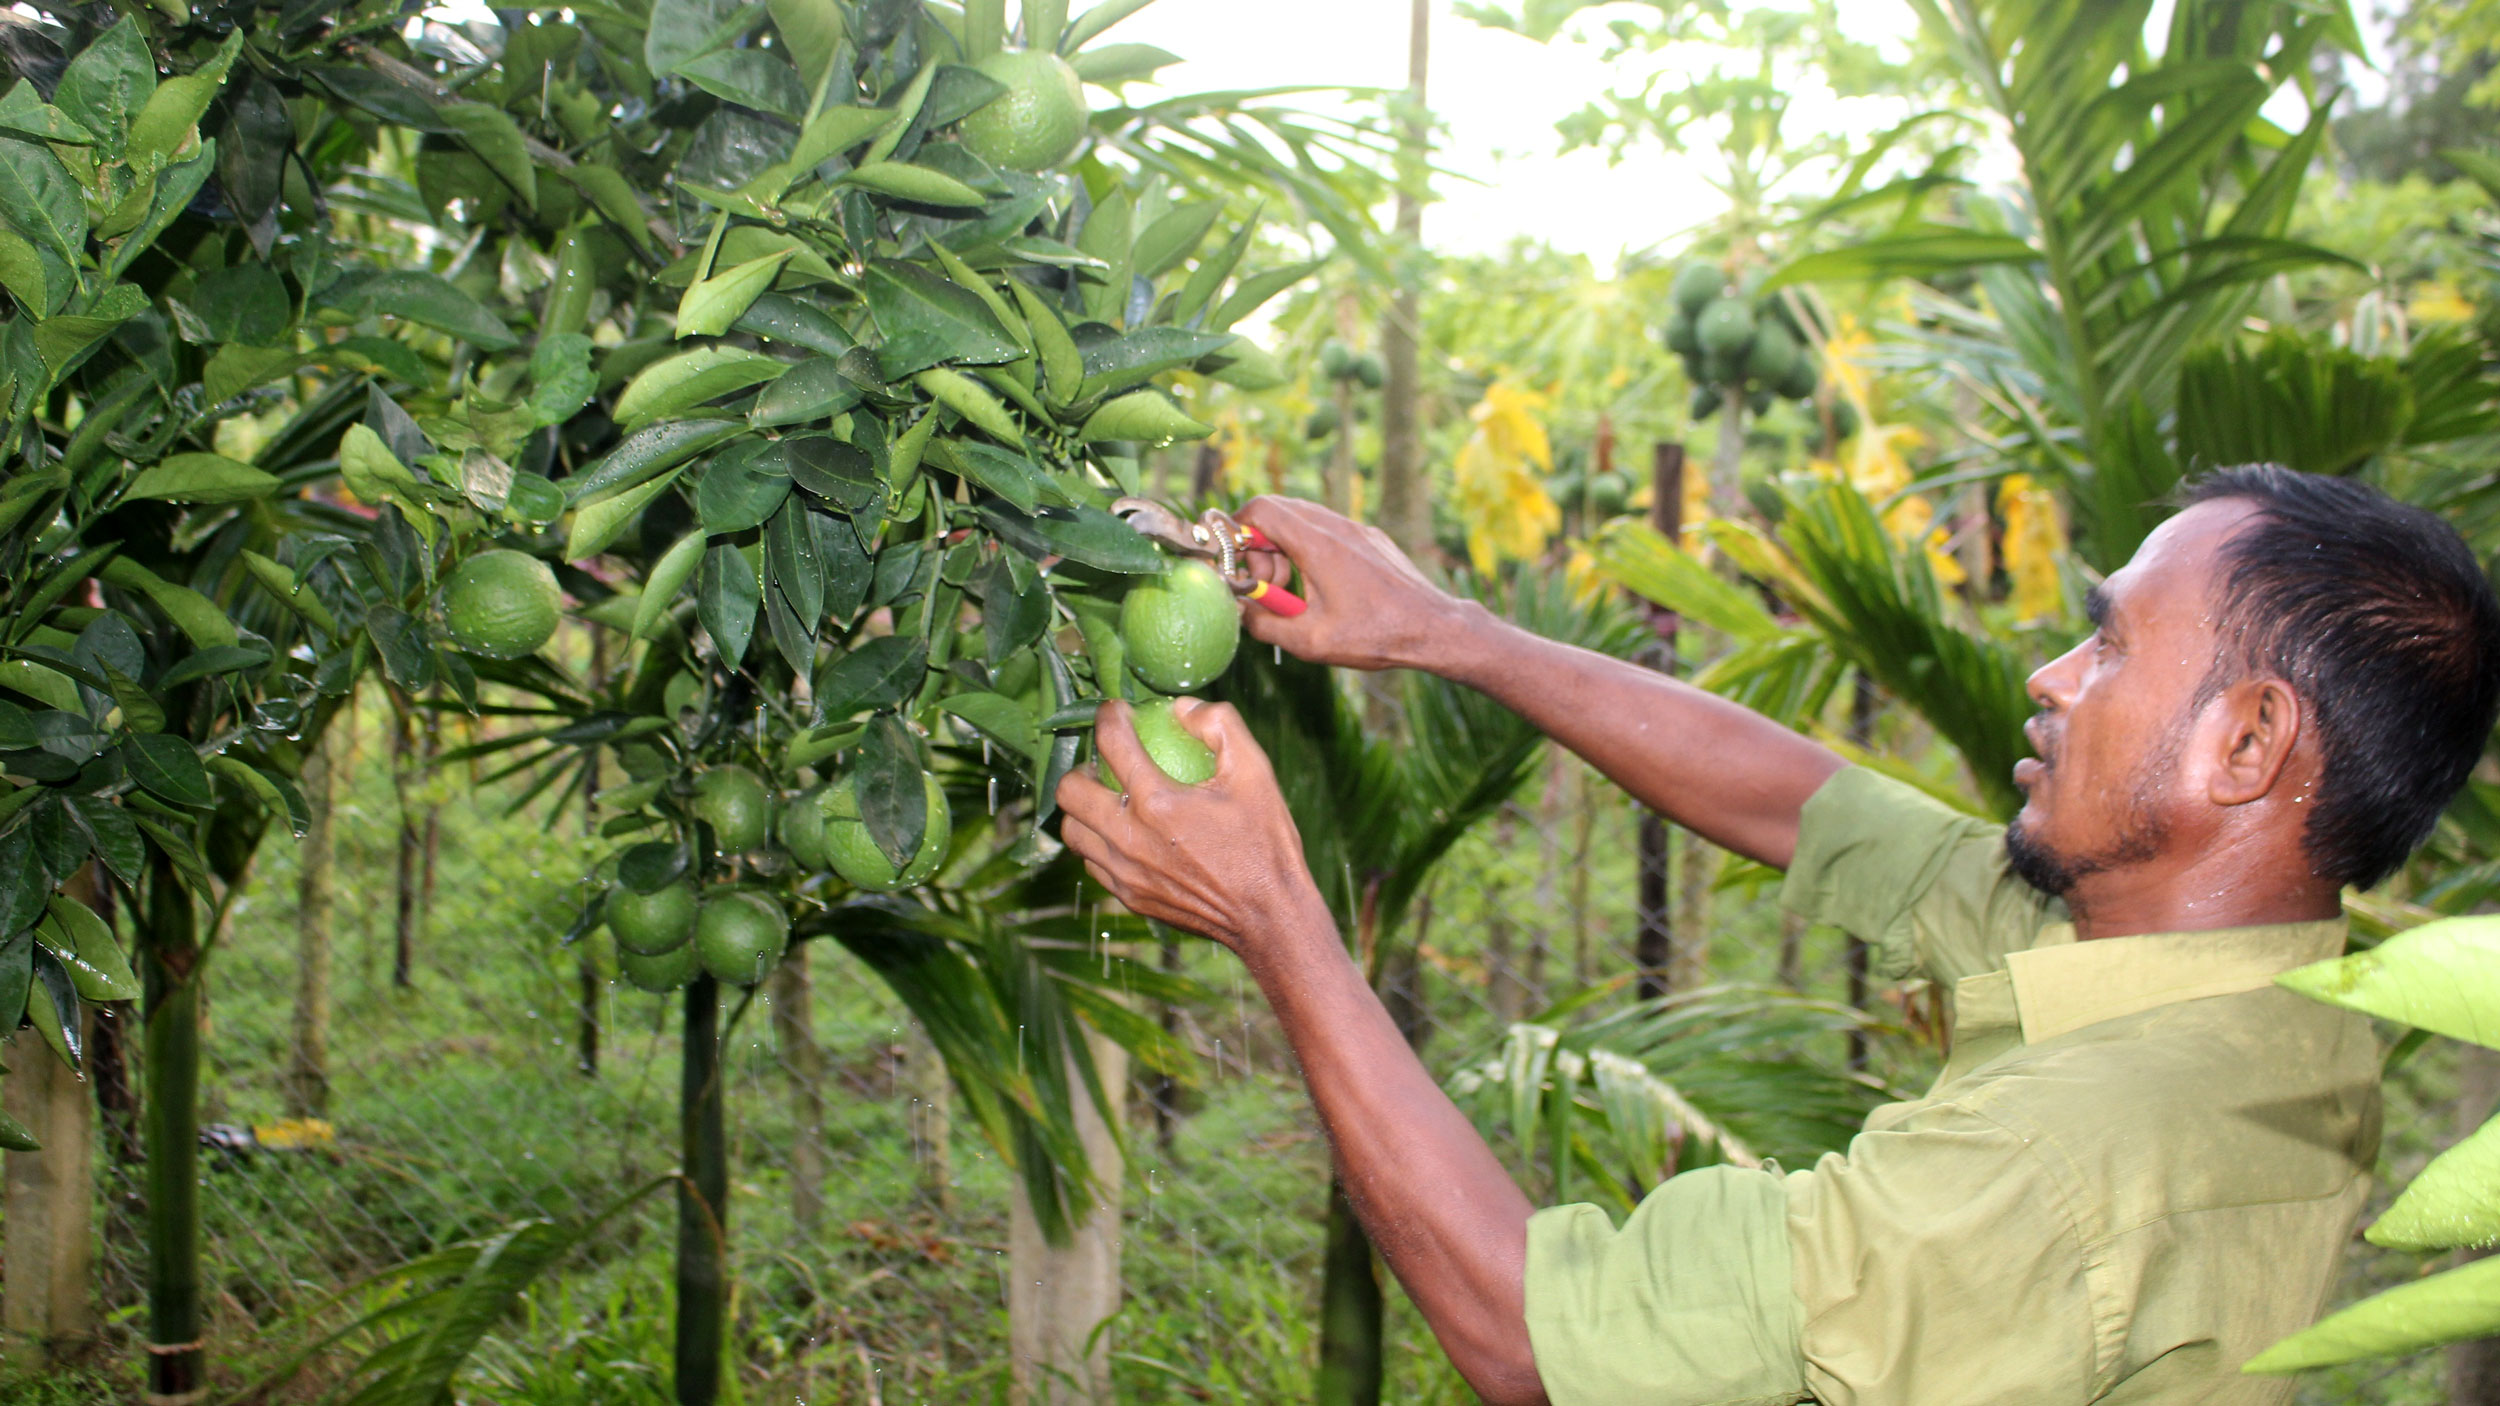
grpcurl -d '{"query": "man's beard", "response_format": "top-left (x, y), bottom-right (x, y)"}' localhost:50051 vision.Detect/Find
top-left (2003, 718), bottom-right (2184, 903)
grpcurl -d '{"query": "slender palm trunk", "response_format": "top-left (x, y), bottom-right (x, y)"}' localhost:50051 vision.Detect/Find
top-left (1315, 1181), bottom-right (1383, 1406)
top-left (676, 977), bottom-right (728, 1406)
top-left (391, 706), bottom-right (419, 989)
top-left (140, 852), bottom-right (203, 1400)
top-left (1374, 0), bottom-right (1432, 558)
top-left (287, 736), bottom-right (334, 1117)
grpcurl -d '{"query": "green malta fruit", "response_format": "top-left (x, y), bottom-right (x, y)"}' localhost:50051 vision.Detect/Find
top-left (1099, 697), bottom-right (1217, 789)
top-left (691, 765), bottom-right (770, 853)
top-left (618, 938), bottom-right (702, 992)
top-left (959, 50), bottom-right (1088, 172)
top-left (694, 891), bottom-right (789, 986)
top-left (442, 549), bottom-right (563, 660)
top-left (823, 771), bottom-right (952, 892)
top-left (1121, 558), bottom-right (1240, 694)
top-left (608, 880), bottom-right (698, 956)
top-left (779, 786), bottom-right (829, 868)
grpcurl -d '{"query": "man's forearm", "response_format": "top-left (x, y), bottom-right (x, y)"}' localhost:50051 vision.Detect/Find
top-left (1246, 890), bottom-right (1551, 1406)
top-left (1424, 604), bottom-right (1843, 869)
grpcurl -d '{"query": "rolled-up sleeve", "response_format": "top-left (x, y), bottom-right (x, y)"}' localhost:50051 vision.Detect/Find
top-left (1525, 1165), bottom-right (1809, 1406)
top-left (1778, 767), bottom-right (2060, 985)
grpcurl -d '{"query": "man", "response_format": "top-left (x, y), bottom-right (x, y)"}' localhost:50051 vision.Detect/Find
top-left (1056, 465), bottom-right (2500, 1405)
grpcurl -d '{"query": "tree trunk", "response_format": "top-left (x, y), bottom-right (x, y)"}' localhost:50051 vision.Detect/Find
top-left (1153, 930), bottom-right (1184, 1156)
top-left (1634, 443), bottom-right (1686, 999)
top-left (4, 866), bottom-right (99, 1367)
top-left (1328, 373), bottom-right (1358, 517)
top-left (1314, 1180), bottom-right (1383, 1406)
top-left (1844, 672), bottom-right (1878, 1070)
top-left (286, 736), bottom-right (334, 1118)
top-left (771, 946), bottom-right (827, 1236)
top-left (579, 639), bottom-right (604, 1077)
top-left (1374, 0), bottom-right (1432, 559)
top-left (907, 1026), bottom-right (954, 1212)
top-left (140, 852), bottom-right (204, 1401)
top-left (676, 977), bottom-right (728, 1406)
top-left (1010, 1029), bottom-right (1127, 1404)
top-left (391, 706), bottom-right (419, 989)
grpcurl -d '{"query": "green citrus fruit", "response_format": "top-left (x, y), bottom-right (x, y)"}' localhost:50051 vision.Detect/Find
top-left (608, 880), bottom-right (697, 955)
top-left (694, 891), bottom-right (789, 986)
top-left (824, 771), bottom-right (951, 892)
top-left (692, 766), bottom-right (770, 853)
top-left (1353, 353), bottom-right (1385, 390)
top-left (1121, 559), bottom-right (1239, 694)
top-left (1099, 698), bottom-right (1217, 789)
top-left (443, 549), bottom-right (563, 660)
top-left (959, 50), bottom-right (1088, 172)
top-left (779, 786), bottom-right (829, 868)
top-left (618, 936), bottom-right (702, 992)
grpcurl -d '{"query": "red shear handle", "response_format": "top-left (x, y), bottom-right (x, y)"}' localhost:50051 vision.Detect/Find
top-left (1241, 579), bottom-right (1307, 616)
top-left (1229, 523), bottom-right (1306, 614)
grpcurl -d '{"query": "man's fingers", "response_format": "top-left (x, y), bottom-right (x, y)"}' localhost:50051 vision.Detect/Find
top-left (1090, 699), bottom-right (1164, 799)
top-left (1054, 764), bottom-right (1125, 836)
top-left (1170, 698), bottom-right (1269, 782)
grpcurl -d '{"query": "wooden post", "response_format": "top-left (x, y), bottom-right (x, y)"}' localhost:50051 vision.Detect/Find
top-left (1634, 443), bottom-right (1685, 998)
top-left (4, 1006), bottom-right (94, 1368)
top-left (1009, 1029), bottom-right (1126, 1405)
top-left (141, 851), bottom-right (205, 1401)
top-left (676, 976), bottom-right (728, 1406)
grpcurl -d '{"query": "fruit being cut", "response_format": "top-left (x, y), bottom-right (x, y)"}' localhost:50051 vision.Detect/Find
top-left (823, 770), bottom-right (951, 892)
top-left (1099, 697), bottom-right (1217, 789)
top-left (959, 50), bottom-right (1088, 172)
top-left (694, 891), bottom-right (789, 986)
top-left (608, 879), bottom-right (697, 955)
top-left (619, 937), bottom-right (702, 992)
top-left (691, 766), bottom-right (770, 853)
top-left (442, 549), bottom-right (562, 660)
top-left (1121, 558), bottom-right (1239, 693)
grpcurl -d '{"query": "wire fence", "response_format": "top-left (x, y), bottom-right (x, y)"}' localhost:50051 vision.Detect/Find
top-left (4, 678), bottom-right (2458, 1403)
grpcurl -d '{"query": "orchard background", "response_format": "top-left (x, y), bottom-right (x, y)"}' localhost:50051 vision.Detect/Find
top-left (1, 0), bottom-right (2498, 1402)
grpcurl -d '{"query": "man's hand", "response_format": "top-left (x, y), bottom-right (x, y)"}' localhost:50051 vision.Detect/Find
top-left (1055, 698), bottom-right (1329, 959)
top-left (1235, 496), bottom-right (1476, 672)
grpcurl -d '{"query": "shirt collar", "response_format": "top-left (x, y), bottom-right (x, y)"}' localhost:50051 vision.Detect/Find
top-left (1994, 918), bottom-right (2349, 1045)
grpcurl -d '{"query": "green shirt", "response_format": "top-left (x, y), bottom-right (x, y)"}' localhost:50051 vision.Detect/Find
top-left (1524, 767), bottom-right (2381, 1405)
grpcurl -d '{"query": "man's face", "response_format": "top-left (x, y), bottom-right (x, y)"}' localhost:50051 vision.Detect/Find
top-left (2005, 500), bottom-right (2259, 898)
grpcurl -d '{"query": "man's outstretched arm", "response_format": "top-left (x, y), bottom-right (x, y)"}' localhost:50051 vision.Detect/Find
top-left (1060, 701), bottom-right (1551, 1406)
top-left (1236, 497), bottom-right (1842, 869)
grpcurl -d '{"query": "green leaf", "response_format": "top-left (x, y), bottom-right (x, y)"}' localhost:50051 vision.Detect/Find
top-left (2370, 1111), bottom-right (2500, 1253)
top-left (38, 894), bottom-right (137, 1001)
top-left (104, 146), bottom-right (213, 279)
top-left (1069, 43), bottom-right (1181, 86)
top-left (528, 333), bottom-right (599, 428)
top-left (1205, 258), bottom-right (1323, 334)
top-left (204, 344), bottom-right (305, 406)
top-left (1595, 520), bottom-right (1782, 640)
top-left (2278, 916), bottom-right (2500, 1048)
top-left (1060, 0), bottom-right (1156, 53)
top-left (0, 227), bottom-right (49, 314)
top-left (942, 690), bottom-right (1042, 762)
top-left (648, 0), bottom-right (760, 74)
top-left (769, 0), bottom-right (848, 92)
top-left (1076, 391), bottom-right (1210, 444)
top-left (786, 435), bottom-right (881, 512)
top-left (616, 347), bottom-right (787, 426)
top-left (842, 161), bottom-right (987, 208)
top-left (978, 501), bottom-right (1165, 573)
top-left (815, 635), bottom-right (926, 721)
top-left (0, 831), bottom-right (46, 938)
top-left (767, 499), bottom-right (827, 624)
top-left (125, 33), bottom-right (239, 171)
top-left (1761, 227), bottom-right (2036, 289)
top-left (634, 532), bottom-right (706, 641)
top-left (0, 1105), bottom-right (35, 1152)
top-left (68, 796), bottom-right (141, 889)
top-left (698, 540), bottom-right (761, 667)
top-left (554, 164), bottom-right (654, 252)
top-left (124, 733), bottom-right (214, 808)
top-left (863, 258), bottom-right (1023, 380)
top-left (27, 948), bottom-right (76, 1070)
top-left (0, 82), bottom-right (96, 146)
top-left (678, 249), bottom-right (798, 338)
top-left (936, 438), bottom-right (1044, 513)
top-left (1077, 326), bottom-right (1234, 399)
top-left (124, 453), bottom-right (281, 505)
top-left (566, 468), bottom-right (686, 561)
top-left (916, 367), bottom-right (1023, 443)
top-left (2244, 1254), bottom-right (2500, 1373)
top-left (53, 19), bottom-right (155, 147)
top-left (696, 439), bottom-right (795, 533)
top-left (158, 643), bottom-right (272, 690)
top-left (679, 48), bottom-right (807, 119)
top-left (751, 357), bottom-right (864, 427)
top-left (0, 135), bottom-right (88, 264)
top-left (327, 270), bottom-right (520, 350)
top-left (563, 420), bottom-right (745, 503)
top-left (732, 293), bottom-right (855, 357)
top-left (438, 101), bottom-right (537, 210)
top-left (854, 714), bottom-right (926, 867)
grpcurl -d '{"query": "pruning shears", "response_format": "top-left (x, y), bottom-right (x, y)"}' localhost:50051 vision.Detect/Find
top-left (1110, 497), bottom-right (1308, 617)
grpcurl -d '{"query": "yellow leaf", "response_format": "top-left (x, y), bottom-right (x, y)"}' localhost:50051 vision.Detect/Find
top-left (1453, 380), bottom-right (1559, 574)
top-left (1998, 473), bottom-right (2066, 621)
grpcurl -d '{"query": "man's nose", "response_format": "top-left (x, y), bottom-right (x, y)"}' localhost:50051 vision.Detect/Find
top-left (2027, 639), bottom-right (2088, 711)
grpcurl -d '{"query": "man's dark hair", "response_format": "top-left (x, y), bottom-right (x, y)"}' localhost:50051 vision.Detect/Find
top-left (2180, 465), bottom-right (2500, 889)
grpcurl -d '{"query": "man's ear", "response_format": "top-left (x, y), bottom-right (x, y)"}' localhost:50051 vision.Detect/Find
top-left (2207, 677), bottom-right (2304, 807)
